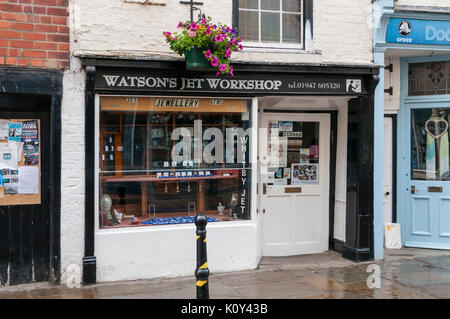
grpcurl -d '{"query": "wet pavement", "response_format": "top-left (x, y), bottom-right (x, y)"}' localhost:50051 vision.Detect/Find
top-left (0, 248), bottom-right (449, 299)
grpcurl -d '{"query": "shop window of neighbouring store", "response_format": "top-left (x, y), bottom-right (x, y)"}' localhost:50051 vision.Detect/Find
top-left (411, 108), bottom-right (450, 181)
top-left (237, 0), bottom-right (305, 49)
top-left (98, 97), bottom-right (252, 229)
top-left (409, 61), bottom-right (450, 96)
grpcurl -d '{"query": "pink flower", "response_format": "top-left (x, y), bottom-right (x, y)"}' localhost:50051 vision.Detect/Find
top-left (201, 19), bottom-right (206, 25)
top-left (177, 22), bottom-right (183, 28)
top-left (189, 30), bottom-right (196, 37)
top-left (164, 32), bottom-right (172, 37)
top-left (229, 66), bottom-right (234, 76)
top-left (238, 44), bottom-right (243, 51)
top-left (211, 56), bottom-right (219, 67)
top-left (204, 50), bottom-right (212, 59)
top-left (216, 71), bottom-right (220, 77)
top-left (206, 27), bottom-right (211, 35)
top-left (190, 22), bottom-right (199, 30)
top-left (219, 64), bottom-right (227, 72)
top-left (215, 34), bottom-right (224, 42)
top-left (230, 38), bottom-right (236, 44)
top-left (225, 49), bottom-right (231, 58)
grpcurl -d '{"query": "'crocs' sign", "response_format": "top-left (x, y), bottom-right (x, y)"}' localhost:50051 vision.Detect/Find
top-left (386, 18), bottom-right (450, 46)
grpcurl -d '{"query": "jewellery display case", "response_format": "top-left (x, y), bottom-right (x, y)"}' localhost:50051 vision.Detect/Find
top-left (99, 97), bottom-right (252, 228)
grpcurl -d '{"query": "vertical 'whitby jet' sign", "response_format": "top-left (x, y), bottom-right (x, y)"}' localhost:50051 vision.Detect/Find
top-left (386, 18), bottom-right (450, 46)
top-left (95, 72), bottom-right (366, 95)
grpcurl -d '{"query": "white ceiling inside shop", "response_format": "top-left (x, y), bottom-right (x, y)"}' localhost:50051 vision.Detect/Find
top-left (259, 96), bottom-right (351, 111)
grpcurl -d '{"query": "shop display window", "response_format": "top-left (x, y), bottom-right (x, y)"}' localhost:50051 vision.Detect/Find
top-left (411, 108), bottom-right (450, 181)
top-left (98, 97), bottom-right (252, 228)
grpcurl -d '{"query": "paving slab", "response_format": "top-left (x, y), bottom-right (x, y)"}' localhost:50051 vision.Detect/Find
top-left (0, 248), bottom-right (448, 299)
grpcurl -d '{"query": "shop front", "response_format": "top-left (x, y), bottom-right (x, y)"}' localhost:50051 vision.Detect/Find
top-left (81, 59), bottom-right (379, 283)
top-left (374, 2), bottom-right (450, 253)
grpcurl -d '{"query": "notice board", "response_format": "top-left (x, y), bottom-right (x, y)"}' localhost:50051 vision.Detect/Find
top-left (0, 119), bottom-right (41, 206)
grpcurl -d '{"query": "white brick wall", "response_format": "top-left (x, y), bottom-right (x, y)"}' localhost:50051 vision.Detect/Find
top-left (70, 0), bottom-right (374, 65)
top-left (60, 56), bottom-right (86, 287)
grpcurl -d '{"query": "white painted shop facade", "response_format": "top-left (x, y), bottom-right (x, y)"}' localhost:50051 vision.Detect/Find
top-left (61, 0), bottom-right (379, 286)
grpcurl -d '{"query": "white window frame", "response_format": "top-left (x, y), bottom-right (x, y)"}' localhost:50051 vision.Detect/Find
top-left (239, 0), bottom-right (305, 51)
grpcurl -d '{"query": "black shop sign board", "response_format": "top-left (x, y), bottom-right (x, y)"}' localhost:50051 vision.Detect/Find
top-left (95, 71), bottom-right (367, 95)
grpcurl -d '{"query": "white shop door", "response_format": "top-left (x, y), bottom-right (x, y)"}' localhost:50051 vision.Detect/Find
top-left (259, 113), bottom-right (330, 256)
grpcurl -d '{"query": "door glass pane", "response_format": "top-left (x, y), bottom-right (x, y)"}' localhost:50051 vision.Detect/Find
top-left (239, 0), bottom-right (258, 9)
top-left (282, 0), bottom-right (302, 12)
top-left (261, 12), bottom-right (280, 43)
top-left (261, 0), bottom-right (280, 10)
top-left (267, 121), bottom-right (319, 185)
top-left (239, 10), bottom-right (259, 41)
top-left (282, 13), bottom-right (301, 43)
top-left (411, 108), bottom-right (450, 181)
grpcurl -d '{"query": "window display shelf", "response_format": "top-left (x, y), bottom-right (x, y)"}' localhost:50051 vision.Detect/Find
top-left (101, 171), bottom-right (239, 183)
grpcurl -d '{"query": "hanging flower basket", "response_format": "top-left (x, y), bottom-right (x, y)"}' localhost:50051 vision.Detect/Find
top-left (184, 46), bottom-right (211, 71)
top-left (164, 17), bottom-right (243, 76)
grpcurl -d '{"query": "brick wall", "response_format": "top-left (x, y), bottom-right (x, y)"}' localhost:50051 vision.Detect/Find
top-left (0, 0), bottom-right (70, 69)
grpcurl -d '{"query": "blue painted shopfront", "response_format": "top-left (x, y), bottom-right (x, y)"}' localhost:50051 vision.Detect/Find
top-left (373, 0), bottom-right (450, 255)
top-left (398, 55), bottom-right (450, 250)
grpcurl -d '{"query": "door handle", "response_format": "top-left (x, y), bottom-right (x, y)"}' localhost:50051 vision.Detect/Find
top-left (263, 183), bottom-right (267, 195)
top-left (411, 185), bottom-right (416, 194)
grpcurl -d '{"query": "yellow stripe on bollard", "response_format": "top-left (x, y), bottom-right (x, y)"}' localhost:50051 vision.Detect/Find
top-left (200, 262), bottom-right (208, 269)
top-left (196, 280), bottom-right (207, 287)
top-left (203, 238), bottom-right (207, 243)
top-left (196, 236), bottom-right (200, 240)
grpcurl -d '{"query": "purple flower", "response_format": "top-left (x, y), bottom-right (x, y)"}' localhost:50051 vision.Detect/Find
top-left (204, 50), bottom-right (212, 59)
top-left (206, 27), bottom-right (211, 35)
top-left (211, 56), bottom-right (219, 67)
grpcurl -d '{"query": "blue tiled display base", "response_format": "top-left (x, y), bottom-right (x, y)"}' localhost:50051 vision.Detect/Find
top-left (141, 216), bottom-right (220, 225)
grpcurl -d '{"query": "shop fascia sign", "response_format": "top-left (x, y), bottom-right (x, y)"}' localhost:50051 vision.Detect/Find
top-left (96, 72), bottom-right (365, 94)
top-left (386, 18), bottom-right (450, 45)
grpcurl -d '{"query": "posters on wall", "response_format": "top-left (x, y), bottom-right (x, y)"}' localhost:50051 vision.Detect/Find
top-left (291, 163), bottom-right (318, 185)
top-left (300, 148), bottom-right (310, 163)
top-left (21, 120), bottom-right (39, 166)
top-left (0, 120), bottom-right (9, 141)
top-left (8, 122), bottom-right (22, 142)
top-left (0, 120), bottom-right (40, 198)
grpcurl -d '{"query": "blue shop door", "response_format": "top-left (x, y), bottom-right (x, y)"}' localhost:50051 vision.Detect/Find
top-left (406, 107), bottom-right (450, 249)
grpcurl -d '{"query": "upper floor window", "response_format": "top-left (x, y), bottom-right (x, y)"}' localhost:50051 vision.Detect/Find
top-left (409, 61), bottom-right (450, 96)
top-left (237, 0), bottom-right (306, 49)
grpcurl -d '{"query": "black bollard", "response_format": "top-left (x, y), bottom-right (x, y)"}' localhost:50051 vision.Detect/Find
top-left (194, 214), bottom-right (210, 299)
